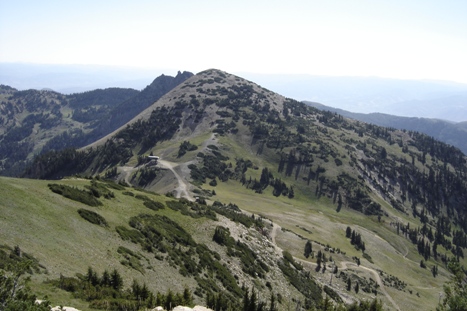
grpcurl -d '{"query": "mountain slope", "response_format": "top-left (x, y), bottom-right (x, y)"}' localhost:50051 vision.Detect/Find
top-left (22, 69), bottom-right (467, 310)
top-left (0, 176), bottom-right (314, 310)
top-left (0, 71), bottom-right (192, 176)
top-left (304, 101), bottom-right (467, 154)
top-left (83, 71), bottom-right (194, 146)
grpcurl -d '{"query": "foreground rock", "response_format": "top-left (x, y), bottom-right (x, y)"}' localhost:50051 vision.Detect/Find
top-left (169, 306), bottom-right (214, 311)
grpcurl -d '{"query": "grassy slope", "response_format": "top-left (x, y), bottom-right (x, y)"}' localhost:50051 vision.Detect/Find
top-left (110, 102), bottom-right (464, 311)
top-left (0, 177), bottom-right (200, 309)
top-left (136, 112), bottom-right (461, 310)
top-left (0, 175), bottom-right (306, 310)
top-left (193, 132), bottom-right (456, 311)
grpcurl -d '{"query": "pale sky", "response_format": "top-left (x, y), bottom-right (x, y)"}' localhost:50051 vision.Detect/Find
top-left (1, 0), bottom-right (467, 83)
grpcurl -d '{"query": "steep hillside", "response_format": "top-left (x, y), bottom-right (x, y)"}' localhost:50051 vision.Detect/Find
top-left (83, 71), bottom-right (194, 145)
top-left (304, 101), bottom-right (467, 154)
top-left (22, 69), bottom-right (467, 310)
top-left (0, 176), bottom-right (327, 310)
top-left (0, 71), bottom-right (192, 176)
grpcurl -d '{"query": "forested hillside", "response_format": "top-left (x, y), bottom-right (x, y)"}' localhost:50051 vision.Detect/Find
top-left (0, 71), bottom-right (192, 176)
top-left (304, 101), bottom-right (467, 154)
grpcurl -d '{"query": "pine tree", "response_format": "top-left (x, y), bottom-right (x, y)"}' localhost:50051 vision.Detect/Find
top-left (86, 267), bottom-right (99, 286)
top-left (183, 287), bottom-right (193, 306)
top-left (316, 256), bottom-right (322, 272)
top-left (110, 268), bottom-right (123, 291)
top-left (304, 240), bottom-right (312, 258)
top-left (249, 289), bottom-right (257, 311)
top-left (165, 289), bottom-right (174, 311)
top-left (269, 293), bottom-right (277, 311)
top-left (101, 269), bottom-right (111, 287)
top-left (351, 230), bottom-right (356, 245)
top-left (243, 289), bottom-right (250, 311)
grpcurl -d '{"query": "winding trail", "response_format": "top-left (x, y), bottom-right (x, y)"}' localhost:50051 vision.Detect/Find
top-left (158, 160), bottom-right (194, 201)
top-left (340, 261), bottom-right (400, 311)
top-left (269, 223), bottom-right (401, 311)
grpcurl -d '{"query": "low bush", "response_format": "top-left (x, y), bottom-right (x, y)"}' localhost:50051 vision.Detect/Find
top-left (143, 200), bottom-right (165, 211)
top-left (78, 209), bottom-right (108, 227)
top-left (48, 183), bottom-right (102, 207)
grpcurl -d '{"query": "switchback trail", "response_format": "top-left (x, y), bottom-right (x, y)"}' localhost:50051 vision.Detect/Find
top-left (269, 223), bottom-right (401, 311)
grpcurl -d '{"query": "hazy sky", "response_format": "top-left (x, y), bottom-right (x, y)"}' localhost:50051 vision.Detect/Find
top-left (1, 0), bottom-right (467, 83)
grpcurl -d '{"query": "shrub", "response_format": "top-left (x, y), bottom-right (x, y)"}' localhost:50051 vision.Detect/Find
top-left (48, 183), bottom-right (102, 207)
top-left (324, 285), bottom-right (343, 303)
top-left (78, 209), bottom-right (108, 227)
top-left (143, 200), bottom-right (165, 211)
top-left (115, 226), bottom-right (145, 244)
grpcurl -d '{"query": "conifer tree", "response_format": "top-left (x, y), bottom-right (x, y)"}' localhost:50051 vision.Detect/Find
top-left (110, 268), bottom-right (123, 291)
top-left (304, 240), bottom-right (312, 258)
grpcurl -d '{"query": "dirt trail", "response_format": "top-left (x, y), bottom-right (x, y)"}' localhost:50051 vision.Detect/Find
top-left (158, 160), bottom-right (194, 201)
top-left (339, 261), bottom-right (400, 311)
top-left (269, 223), bottom-right (283, 255)
top-left (119, 166), bottom-right (136, 185)
top-left (269, 223), bottom-right (400, 311)
top-left (156, 133), bottom-right (217, 201)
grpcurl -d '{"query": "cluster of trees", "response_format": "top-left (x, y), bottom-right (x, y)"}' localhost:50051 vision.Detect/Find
top-left (210, 202), bottom-right (264, 229)
top-left (240, 167), bottom-right (293, 198)
top-left (0, 244), bottom-right (50, 310)
top-left (189, 149), bottom-right (231, 185)
top-left (345, 227), bottom-right (366, 252)
top-left (54, 267), bottom-right (194, 311)
top-left (240, 288), bottom-right (277, 311)
top-left (416, 237), bottom-right (432, 261)
top-left (438, 260), bottom-right (467, 310)
top-left (395, 216), bottom-right (465, 265)
top-left (178, 140), bottom-right (198, 157)
top-left (0, 261), bottom-right (51, 311)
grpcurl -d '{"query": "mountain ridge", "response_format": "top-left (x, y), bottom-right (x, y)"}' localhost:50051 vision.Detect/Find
top-left (0, 71), bottom-right (193, 176)
top-left (304, 101), bottom-right (467, 154)
top-left (4, 68), bottom-right (467, 310)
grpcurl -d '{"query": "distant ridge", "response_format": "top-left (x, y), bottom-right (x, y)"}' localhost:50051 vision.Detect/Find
top-left (304, 101), bottom-right (467, 155)
top-left (0, 71), bottom-right (193, 176)
top-left (82, 71), bottom-right (194, 145)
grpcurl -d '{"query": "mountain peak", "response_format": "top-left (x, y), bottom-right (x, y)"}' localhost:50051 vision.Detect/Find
top-left (162, 68), bottom-right (288, 112)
